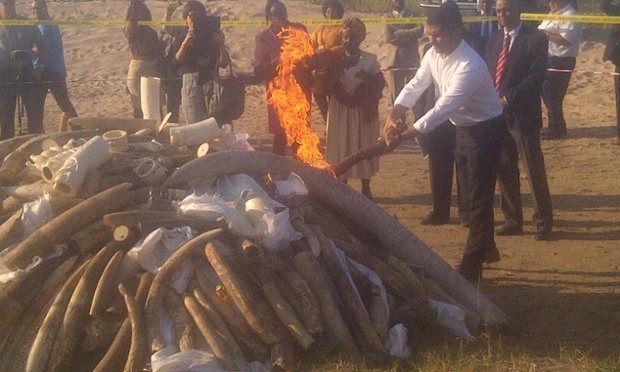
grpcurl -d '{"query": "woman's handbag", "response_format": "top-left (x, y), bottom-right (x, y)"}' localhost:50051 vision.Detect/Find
top-left (206, 63), bottom-right (246, 125)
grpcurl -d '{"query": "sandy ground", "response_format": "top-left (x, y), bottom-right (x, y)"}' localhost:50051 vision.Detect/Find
top-left (24, 0), bottom-right (620, 363)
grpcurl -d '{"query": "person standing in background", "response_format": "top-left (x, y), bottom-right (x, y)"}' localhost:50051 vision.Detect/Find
top-left (321, 18), bottom-right (385, 199)
top-left (254, 0), bottom-right (312, 156)
top-left (31, 0), bottom-right (78, 132)
top-left (124, 0), bottom-right (162, 119)
top-left (468, 0), bottom-right (497, 55)
top-left (486, 0), bottom-right (553, 241)
top-left (383, 0), bottom-right (424, 124)
top-left (602, 0), bottom-right (620, 140)
top-left (160, 0), bottom-right (185, 123)
top-left (0, 0), bottom-right (47, 139)
top-left (310, 0), bottom-right (344, 121)
top-left (538, 0), bottom-right (582, 139)
top-left (175, 0), bottom-right (229, 124)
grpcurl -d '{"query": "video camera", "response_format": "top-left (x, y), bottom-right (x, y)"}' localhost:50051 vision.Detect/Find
top-left (10, 50), bottom-right (34, 82)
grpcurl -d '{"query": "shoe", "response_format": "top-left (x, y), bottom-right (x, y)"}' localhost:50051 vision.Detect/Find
top-left (534, 230), bottom-right (551, 241)
top-left (420, 211), bottom-right (449, 226)
top-left (496, 224), bottom-right (523, 236)
top-left (484, 246), bottom-right (501, 264)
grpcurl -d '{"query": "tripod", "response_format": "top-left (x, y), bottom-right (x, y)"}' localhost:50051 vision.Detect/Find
top-left (14, 79), bottom-right (27, 136)
top-left (11, 50), bottom-right (33, 136)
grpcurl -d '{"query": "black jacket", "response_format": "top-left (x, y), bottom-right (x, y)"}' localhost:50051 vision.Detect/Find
top-left (485, 24), bottom-right (548, 132)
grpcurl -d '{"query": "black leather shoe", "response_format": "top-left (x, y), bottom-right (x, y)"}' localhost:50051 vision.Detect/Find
top-left (496, 224), bottom-right (523, 236)
top-left (420, 211), bottom-right (449, 226)
top-left (484, 246), bottom-right (501, 264)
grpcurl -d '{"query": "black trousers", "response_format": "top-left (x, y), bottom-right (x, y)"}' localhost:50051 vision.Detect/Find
top-left (454, 116), bottom-right (506, 270)
top-left (542, 56), bottom-right (576, 136)
top-left (497, 125), bottom-right (553, 234)
top-left (615, 65), bottom-right (620, 139)
top-left (427, 121), bottom-right (467, 221)
top-left (40, 71), bottom-right (78, 118)
top-left (0, 74), bottom-right (45, 140)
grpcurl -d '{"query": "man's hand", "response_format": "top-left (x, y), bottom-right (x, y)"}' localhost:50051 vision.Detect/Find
top-left (382, 116), bottom-right (404, 150)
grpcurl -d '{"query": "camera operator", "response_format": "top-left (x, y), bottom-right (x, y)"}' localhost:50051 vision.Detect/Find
top-left (0, 0), bottom-right (48, 139)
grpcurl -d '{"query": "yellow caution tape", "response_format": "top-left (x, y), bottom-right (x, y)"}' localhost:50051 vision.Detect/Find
top-left (0, 14), bottom-right (619, 27)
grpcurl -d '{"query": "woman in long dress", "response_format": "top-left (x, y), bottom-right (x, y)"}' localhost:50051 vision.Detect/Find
top-left (323, 18), bottom-right (385, 199)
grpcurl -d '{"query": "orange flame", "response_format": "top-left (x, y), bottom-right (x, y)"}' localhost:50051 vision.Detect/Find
top-left (268, 27), bottom-right (329, 169)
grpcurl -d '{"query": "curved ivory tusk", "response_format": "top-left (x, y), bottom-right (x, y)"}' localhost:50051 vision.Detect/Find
top-left (163, 151), bottom-right (508, 326)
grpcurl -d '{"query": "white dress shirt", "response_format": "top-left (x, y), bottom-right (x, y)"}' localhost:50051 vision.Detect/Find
top-left (538, 4), bottom-right (582, 58)
top-left (394, 40), bottom-right (503, 134)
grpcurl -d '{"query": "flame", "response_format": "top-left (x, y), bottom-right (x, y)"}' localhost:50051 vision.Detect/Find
top-left (268, 27), bottom-right (329, 169)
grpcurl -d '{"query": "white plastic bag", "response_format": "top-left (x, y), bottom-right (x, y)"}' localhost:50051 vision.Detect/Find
top-left (21, 193), bottom-right (55, 238)
top-left (385, 323), bottom-right (411, 358)
top-left (429, 299), bottom-right (476, 340)
top-left (219, 124), bottom-right (254, 151)
top-left (178, 193), bottom-right (262, 238)
top-left (127, 226), bottom-right (194, 273)
top-left (260, 207), bottom-right (302, 252)
top-left (151, 346), bottom-right (224, 372)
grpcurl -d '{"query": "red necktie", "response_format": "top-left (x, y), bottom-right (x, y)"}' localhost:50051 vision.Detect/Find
top-left (495, 33), bottom-right (511, 91)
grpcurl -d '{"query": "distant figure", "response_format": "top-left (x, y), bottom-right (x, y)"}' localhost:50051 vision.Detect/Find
top-left (253, 0), bottom-right (313, 156)
top-left (310, 0), bottom-right (344, 121)
top-left (468, 0), bottom-right (498, 55)
top-left (486, 0), bottom-right (553, 241)
top-left (31, 0), bottom-right (78, 131)
top-left (0, 0), bottom-right (48, 139)
top-left (602, 0), bottom-right (620, 140)
top-left (320, 18), bottom-right (385, 199)
top-left (175, 0), bottom-right (229, 124)
top-left (124, 0), bottom-right (162, 119)
top-left (538, 0), bottom-right (582, 139)
top-left (310, 0), bottom-right (344, 51)
top-left (383, 0), bottom-right (424, 124)
top-left (160, 0), bottom-right (185, 123)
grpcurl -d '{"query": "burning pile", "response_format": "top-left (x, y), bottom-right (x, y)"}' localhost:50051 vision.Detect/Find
top-left (0, 127), bottom-right (506, 371)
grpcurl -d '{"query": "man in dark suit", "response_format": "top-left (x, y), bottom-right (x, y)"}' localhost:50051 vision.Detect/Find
top-left (485, 0), bottom-right (553, 240)
top-left (602, 0), bottom-right (620, 140)
top-left (468, 0), bottom-right (498, 55)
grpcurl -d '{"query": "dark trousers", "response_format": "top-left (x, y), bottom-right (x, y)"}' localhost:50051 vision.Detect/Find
top-left (0, 76), bottom-right (45, 140)
top-left (388, 68), bottom-right (417, 123)
top-left (497, 125), bottom-right (553, 234)
top-left (427, 121), bottom-right (467, 221)
top-left (614, 65), bottom-right (620, 139)
top-left (163, 78), bottom-right (182, 123)
top-left (454, 116), bottom-right (506, 270)
top-left (41, 71), bottom-right (78, 118)
top-left (542, 56), bottom-right (576, 136)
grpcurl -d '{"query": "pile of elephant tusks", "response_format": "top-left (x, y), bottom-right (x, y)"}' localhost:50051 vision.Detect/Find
top-left (0, 132), bottom-right (508, 372)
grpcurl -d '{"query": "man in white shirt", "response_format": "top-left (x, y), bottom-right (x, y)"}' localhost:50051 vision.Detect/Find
top-left (538, 0), bottom-right (582, 139)
top-left (383, 0), bottom-right (507, 281)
